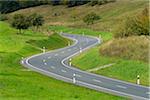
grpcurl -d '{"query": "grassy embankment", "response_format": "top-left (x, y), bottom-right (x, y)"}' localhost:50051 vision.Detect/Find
top-left (0, 21), bottom-right (126, 100)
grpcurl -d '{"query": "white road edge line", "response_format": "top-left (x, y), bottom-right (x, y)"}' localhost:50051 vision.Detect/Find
top-left (43, 59), bottom-right (46, 62)
top-left (146, 92), bottom-right (150, 95)
top-left (76, 74), bottom-right (81, 77)
top-left (61, 69), bottom-right (67, 73)
top-left (55, 54), bottom-right (58, 56)
top-left (51, 66), bottom-right (55, 69)
top-left (93, 79), bottom-right (102, 83)
top-left (116, 85), bottom-right (127, 89)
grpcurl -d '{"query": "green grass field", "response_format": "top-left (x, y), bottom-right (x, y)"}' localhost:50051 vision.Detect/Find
top-left (0, 21), bottom-right (126, 99)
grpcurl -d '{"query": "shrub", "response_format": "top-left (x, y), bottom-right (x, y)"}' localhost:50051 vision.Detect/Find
top-left (11, 14), bottom-right (30, 34)
top-left (28, 13), bottom-right (44, 29)
top-left (83, 12), bottom-right (100, 25)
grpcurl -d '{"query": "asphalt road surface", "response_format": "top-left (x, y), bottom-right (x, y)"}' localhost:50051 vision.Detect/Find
top-left (21, 33), bottom-right (149, 100)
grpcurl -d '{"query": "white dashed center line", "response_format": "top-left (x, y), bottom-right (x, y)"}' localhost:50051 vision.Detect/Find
top-left (93, 79), bottom-right (102, 83)
top-left (48, 56), bottom-right (51, 59)
top-left (116, 85), bottom-right (127, 89)
top-left (76, 74), bottom-right (81, 77)
top-left (146, 92), bottom-right (150, 95)
top-left (55, 54), bottom-right (58, 56)
top-left (61, 69), bottom-right (67, 73)
top-left (51, 66), bottom-right (55, 69)
top-left (44, 62), bottom-right (47, 65)
top-left (68, 49), bottom-right (71, 51)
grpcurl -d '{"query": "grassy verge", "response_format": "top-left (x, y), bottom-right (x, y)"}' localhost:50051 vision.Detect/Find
top-left (0, 21), bottom-right (126, 99)
top-left (72, 46), bottom-right (149, 86)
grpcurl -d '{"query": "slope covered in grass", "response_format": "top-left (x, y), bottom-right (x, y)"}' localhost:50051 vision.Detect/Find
top-left (0, 21), bottom-right (126, 99)
top-left (72, 46), bottom-right (149, 86)
top-left (8, 0), bottom-right (148, 32)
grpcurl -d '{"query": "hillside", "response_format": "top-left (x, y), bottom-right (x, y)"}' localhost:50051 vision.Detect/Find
top-left (8, 0), bottom-right (148, 32)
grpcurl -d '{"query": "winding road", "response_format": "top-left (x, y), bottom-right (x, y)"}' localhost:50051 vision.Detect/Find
top-left (21, 33), bottom-right (149, 100)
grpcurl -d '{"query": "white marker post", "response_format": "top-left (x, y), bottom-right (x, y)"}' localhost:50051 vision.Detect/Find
top-left (137, 75), bottom-right (140, 85)
top-left (99, 34), bottom-right (101, 39)
top-left (99, 34), bottom-right (102, 43)
top-left (73, 73), bottom-right (76, 84)
top-left (60, 30), bottom-right (63, 34)
top-left (44, 62), bottom-right (47, 65)
top-left (43, 47), bottom-right (46, 53)
top-left (82, 32), bottom-right (84, 36)
top-left (21, 57), bottom-right (24, 64)
top-left (69, 58), bottom-right (72, 66)
top-left (79, 47), bottom-right (82, 53)
top-left (68, 41), bottom-right (70, 46)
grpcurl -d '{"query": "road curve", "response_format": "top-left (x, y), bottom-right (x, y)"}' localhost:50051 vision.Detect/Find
top-left (21, 33), bottom-right (149, 100)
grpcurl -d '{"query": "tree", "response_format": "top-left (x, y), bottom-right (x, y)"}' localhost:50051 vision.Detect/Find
top-left (28, 13), bottom-right (44, 30)
top-left (11, 14), bottom-right (30, 34)
top-left (83, 12), bottom-right (100, 25)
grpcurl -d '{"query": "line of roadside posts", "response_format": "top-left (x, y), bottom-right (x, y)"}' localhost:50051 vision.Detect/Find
top-left (73, 73), bottom-right (76, 84)
top-left (69, 58), bottom-right (72, 66)
top-left (99, 34), bottom-right (102, 43)
top-left (21, 57), bottom-right (24, 64)
top-left (43, 47), bottom-right (46, 53)
top-left (68, 41), bottom-right (70, 46)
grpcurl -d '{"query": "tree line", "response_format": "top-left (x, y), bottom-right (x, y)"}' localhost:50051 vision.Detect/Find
top-left (0, 0), bottom-right (116, 14)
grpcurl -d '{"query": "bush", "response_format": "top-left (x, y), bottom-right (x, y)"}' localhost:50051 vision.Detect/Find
top-left (11, 14), bottom-right (30, 34)
top-left (83, 12), bottom-right (100, 25)
top-left (28, 13), bottom-right (44, 29)
top-left (114, 8), bottom-right (149, 38)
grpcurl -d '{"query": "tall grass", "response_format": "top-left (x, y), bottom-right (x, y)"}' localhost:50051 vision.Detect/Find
top-left (100, 36), bottom-right (149, 62)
